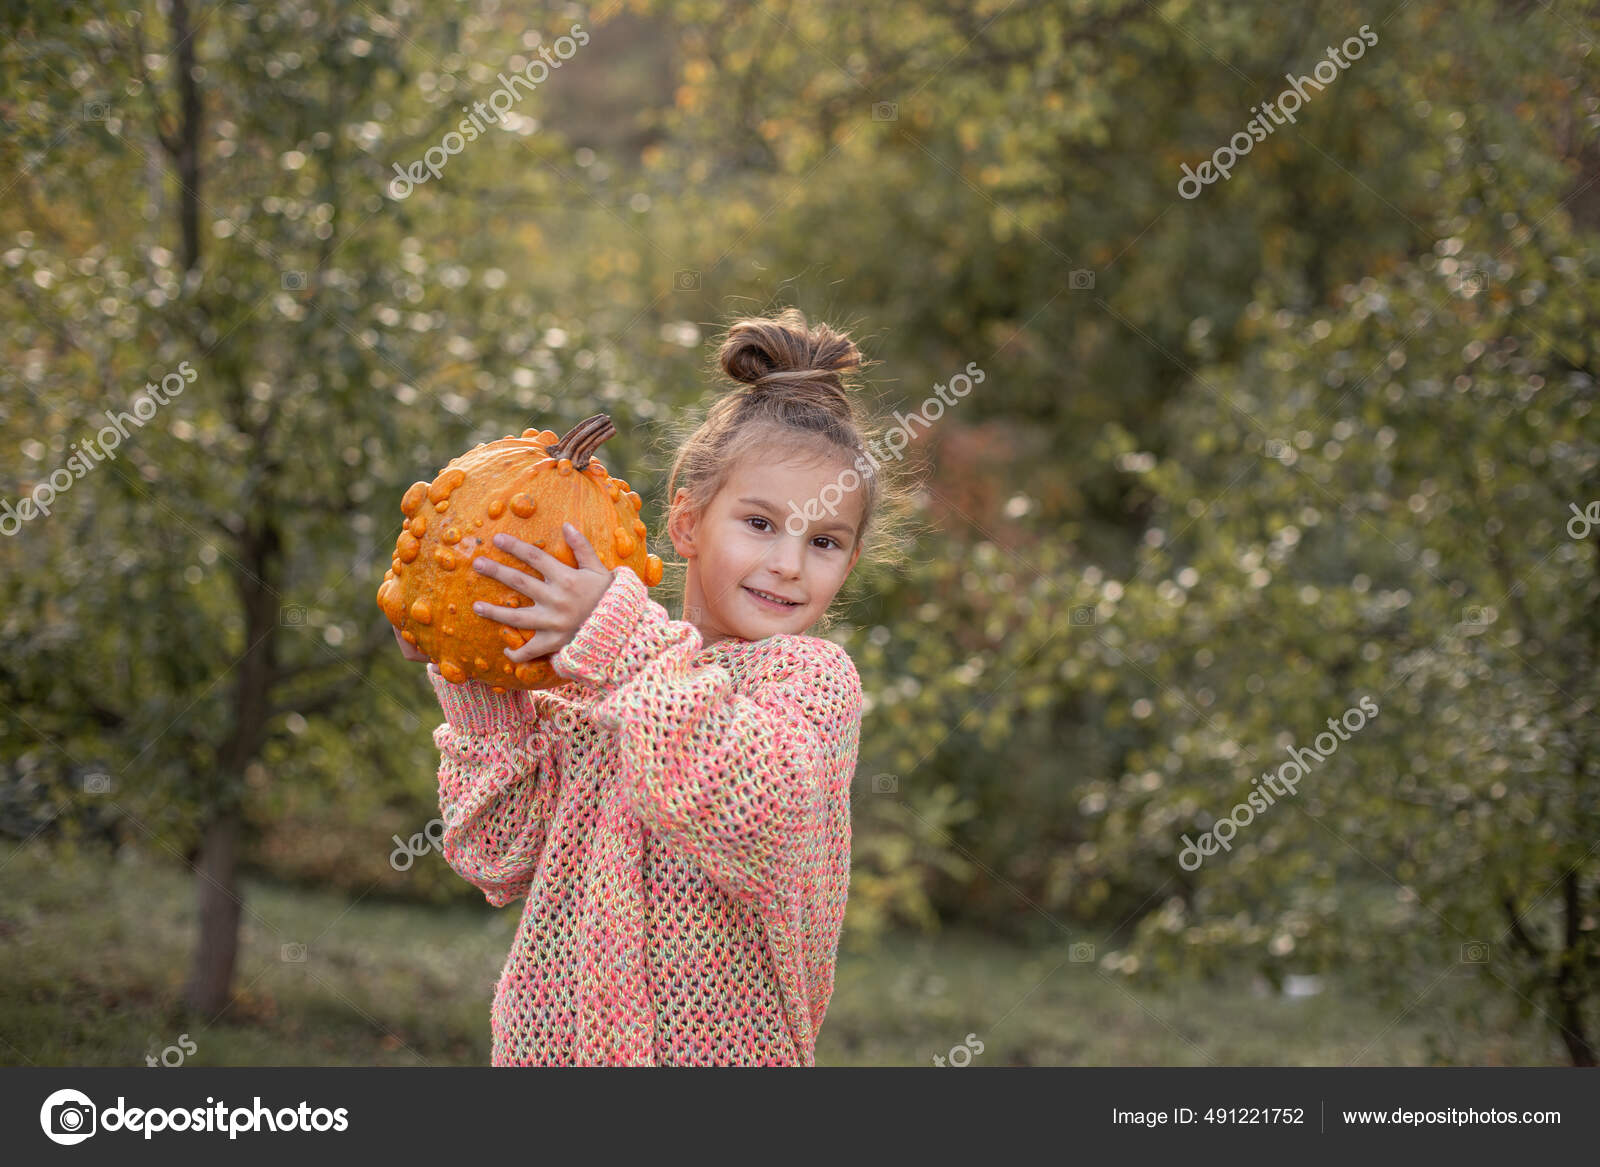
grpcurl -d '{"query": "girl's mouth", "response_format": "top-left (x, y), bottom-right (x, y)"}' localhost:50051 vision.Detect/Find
top-left (744, 586), bottom-right (801, 611)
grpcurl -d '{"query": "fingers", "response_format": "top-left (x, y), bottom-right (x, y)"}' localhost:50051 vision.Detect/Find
top-left (561, 522), bottom-right (608, 572)
top-left (505, 632), bottom-right (560, 663)
top-left (393, 623), bottom-right (429, 662)
top-left (467, 525), bottom-right (609, 664)
top-left (472, 558), bottom-right (546, 603)
top-left (471, 600), bottom-right (543, 627)
top-left (488, 531), bottom-right (565, 573)
top-left (475, 524), bottom-right (611, 596)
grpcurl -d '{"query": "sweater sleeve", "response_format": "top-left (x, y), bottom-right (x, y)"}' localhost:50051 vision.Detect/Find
top-left (428, 664), bottom-right (560, 908)
top-left (551, 566), bottom-right (864, 908)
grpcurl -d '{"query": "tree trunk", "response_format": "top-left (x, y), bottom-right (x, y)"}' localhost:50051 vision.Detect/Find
top-left (180, 507), bottom-right (281, 1014)
top-left (1556, 869), bottom-right (1596, 1066)
top-left (160, 0), bottom-right (247, 1018)
top-left (170, 0), bottom-right (202, 273)
top-left (181, 811), bottom-right (241, 1014)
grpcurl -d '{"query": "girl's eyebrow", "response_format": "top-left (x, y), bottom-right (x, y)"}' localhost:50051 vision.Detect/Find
top-left (736, 496), bottom-right (853, 537)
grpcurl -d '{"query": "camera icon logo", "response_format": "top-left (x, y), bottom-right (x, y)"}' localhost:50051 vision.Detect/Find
top-left (1070, 605), bottom-right (1097, 626)
top-left (40, 1088), bottom-right (97, 1145)
top-left (1069, 269), bottom-right (1095, 290)
top-left (1069, 941), bottom-right (1096, 963)
top-left (280, 942), bottom-right (307, 963)
top-left (1458, 267), bottom-right (1490, 296)
top-left (870, 772), bottom-right (898, 795)
top-left (673, 269), bottom-right (700, 291)
top-left (83, 102), bottom-right (110, 122)
top-left (1460, 941), bottom-right (1489, 963)
top-left (281, 270), bottom-right (307, 291)
top-left (872, 101), bottom-right (899, 121)
top-left (280, 604), bottom-right (307, 626)
top-left (83, 772), bottom-right (112, 794)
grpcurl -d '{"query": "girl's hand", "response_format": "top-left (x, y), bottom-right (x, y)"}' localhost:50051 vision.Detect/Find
top-left (392, 623), bottom-right (431, 663)
top-left (470, 522), bottom-right (615, 664)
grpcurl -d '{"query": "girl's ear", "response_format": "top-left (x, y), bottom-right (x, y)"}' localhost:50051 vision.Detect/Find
top-left (667, 488), bottom-right (700, 558)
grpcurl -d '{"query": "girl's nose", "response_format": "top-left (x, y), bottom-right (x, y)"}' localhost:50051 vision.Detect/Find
top-left (768, 535), bottom-right (805, 575)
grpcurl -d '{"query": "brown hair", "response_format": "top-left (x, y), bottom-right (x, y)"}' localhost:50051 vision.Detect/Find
top-left (659, 307), bottom-right (923, 625)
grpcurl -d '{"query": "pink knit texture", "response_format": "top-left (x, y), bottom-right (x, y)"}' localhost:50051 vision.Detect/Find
top-left (427, 564), bottom-right (863, 1066)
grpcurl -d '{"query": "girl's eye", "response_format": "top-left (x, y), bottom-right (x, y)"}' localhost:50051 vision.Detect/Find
top-left (745, 516), bottom-right (841, 550)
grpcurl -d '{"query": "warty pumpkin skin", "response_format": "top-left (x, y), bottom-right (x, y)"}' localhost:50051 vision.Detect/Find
top-left (376, 413), bottom-right (665, 691)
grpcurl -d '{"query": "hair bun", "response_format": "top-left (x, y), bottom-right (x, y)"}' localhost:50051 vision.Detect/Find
top-left (717, 307), bottom-right (863, 401)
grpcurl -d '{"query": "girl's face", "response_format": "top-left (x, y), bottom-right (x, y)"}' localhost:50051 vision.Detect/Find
top-left (668, 449), bottom-right (865, 646)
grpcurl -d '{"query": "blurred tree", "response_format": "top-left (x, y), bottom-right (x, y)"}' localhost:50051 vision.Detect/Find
top-left (0, 0), bottom-right (622, 1012)
top-left (1068, 71), bottom-right (1600, 1063)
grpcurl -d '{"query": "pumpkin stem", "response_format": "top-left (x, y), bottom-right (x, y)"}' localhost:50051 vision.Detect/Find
top-left (546, 414), bottom-right (615, 469)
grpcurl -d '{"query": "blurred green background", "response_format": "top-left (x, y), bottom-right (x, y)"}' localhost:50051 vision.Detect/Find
top-left (1, 0), bottom-right (1595, 1066)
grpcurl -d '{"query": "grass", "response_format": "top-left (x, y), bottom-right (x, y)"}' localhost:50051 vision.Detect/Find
top-left (0, 837), bottom-right (1561, 1067)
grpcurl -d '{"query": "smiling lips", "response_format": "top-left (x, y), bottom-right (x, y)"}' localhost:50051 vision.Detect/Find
top-left (745, 586), bottom-right (801, 609)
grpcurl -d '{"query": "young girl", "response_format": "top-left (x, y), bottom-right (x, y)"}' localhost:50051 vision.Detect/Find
top-left (393, 308), bottom-right (903, 1066)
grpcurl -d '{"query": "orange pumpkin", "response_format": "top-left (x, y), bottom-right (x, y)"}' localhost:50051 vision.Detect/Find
top-left (376, 414), bottom-right (664, 690)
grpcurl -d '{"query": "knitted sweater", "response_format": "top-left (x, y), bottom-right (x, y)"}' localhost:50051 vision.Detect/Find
top-left (426, 563), bottom-right (863, 1066)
